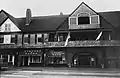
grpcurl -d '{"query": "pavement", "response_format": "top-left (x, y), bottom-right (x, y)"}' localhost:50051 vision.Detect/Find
top-left (1, 67), bottom-right (120, 78)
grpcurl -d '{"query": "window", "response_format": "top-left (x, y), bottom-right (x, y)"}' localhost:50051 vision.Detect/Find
top-left (44, 33), bottom-right (49, 42)
top-left (11, 34), bottom-right (16, 44)
top-left (37, 34), bottom-right (43, 43)
top-left (23, 34), bottom-right (29, 44)
top-left (5, 23), bottom-right (11, 32)
top-left (0, 35), bottom-right (4, 43)
top-left (30, 34), bottom-right (35, 44)
top-left (69, 15), bottom-right (99, 25)
top-left (78, 17), bottom-right (90, 25)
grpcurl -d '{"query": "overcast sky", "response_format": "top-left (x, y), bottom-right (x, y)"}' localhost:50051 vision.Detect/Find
top-left (0, 0), bottom-right (120, 17)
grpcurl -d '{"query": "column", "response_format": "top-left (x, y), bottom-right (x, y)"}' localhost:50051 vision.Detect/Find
top-left (23, 56), bottom-right (24, 66)
top-left (12, 56), bottom-right (15, 65)
top-left (28, 56), bottom-right (30, 66)
top-left (8, 55), bottom-right (10, 62)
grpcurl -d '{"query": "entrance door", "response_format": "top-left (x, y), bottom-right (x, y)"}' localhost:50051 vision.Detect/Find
top-left (73, 53), bottom-right (97, 67)
top-left (23, 56), bottom-right (28, 66)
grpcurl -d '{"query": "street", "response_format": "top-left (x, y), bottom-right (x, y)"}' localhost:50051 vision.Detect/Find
top-left (1, 67), bottom-right (120, 78)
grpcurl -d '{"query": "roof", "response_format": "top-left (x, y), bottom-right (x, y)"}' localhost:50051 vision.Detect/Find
top-left (0, 10), bottom-right (120, 32)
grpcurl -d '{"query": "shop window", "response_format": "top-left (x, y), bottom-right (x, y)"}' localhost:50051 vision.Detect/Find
top-left (23, 34), bottom-right (29, 44)
top-left (30, 56), bottom-right (42, 63)
top-left (0, 35), bottom-right (4, 43)
top-left (11, 34), bottom-right (17, 44)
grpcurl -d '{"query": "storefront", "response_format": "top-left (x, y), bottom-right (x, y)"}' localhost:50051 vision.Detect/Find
top-left (45, 49), bottom-right (67, 66)
top-left (18, 49), bottom-right (43, 66)
top-left (0, 50), bottom-right (16, 66)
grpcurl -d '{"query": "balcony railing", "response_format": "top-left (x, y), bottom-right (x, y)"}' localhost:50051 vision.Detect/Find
top-left (0, 40), bottom-right (120, 49)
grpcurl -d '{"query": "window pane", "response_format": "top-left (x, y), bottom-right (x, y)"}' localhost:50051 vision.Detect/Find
top-left (78, 17), bottom-right (90, 25)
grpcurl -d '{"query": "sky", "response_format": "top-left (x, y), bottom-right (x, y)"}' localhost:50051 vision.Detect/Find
top-left (0, 0), bottom-right (120, 17)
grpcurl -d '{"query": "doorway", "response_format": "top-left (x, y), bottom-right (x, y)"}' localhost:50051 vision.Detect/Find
top-left (73, 53), bottom-right (97, 67)
top-left (22, 56), bottom-right (28, 66)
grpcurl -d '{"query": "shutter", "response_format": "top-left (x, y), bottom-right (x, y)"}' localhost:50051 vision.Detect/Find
top-left (69, 17), bottom-right (77, 25)
top-left (11, 34), bottom-right (16, 43)
top-left (30, 34), bottom-right (35, 44)
top-left (17, 34), bottom-right (22, 45)
top-left (0, 35), bottom-right (4, 43)
top-left (91, 15), bottom-right (100, 24)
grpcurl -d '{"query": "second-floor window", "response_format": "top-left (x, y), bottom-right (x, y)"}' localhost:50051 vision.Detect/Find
top-left (37, 34), bottom-right (43, 43)
top-left (23, 34), bottom-right (29, 44)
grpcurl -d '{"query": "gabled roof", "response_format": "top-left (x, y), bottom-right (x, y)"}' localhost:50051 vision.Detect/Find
top-left (0, 2), bottom-right (120, 32)
top-left (16, 15), bottom-right (69, 32)
top-left (0, 10), bottom-right (20, 30)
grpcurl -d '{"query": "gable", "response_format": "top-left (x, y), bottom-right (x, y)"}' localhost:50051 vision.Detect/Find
top-left (69, 2), bottom-right (100, 29)
top-left (71, 2), bottom-right (97, 17)
top-left (0, 18), bottom-right (21, 32)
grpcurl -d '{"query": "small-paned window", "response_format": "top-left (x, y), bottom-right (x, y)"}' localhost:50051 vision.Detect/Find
top-left (5, 23), bottom-right (11, 32)
top-left (23, 34), bottom-right (29, 44)
top-left (11, 34), bottom-right (16, 44)
top-left (78, 17), bottom-right (90, 25)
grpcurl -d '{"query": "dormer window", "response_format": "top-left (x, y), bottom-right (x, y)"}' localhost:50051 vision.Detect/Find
top-left (78, 17), bottom-right (90, 25)
top-left (69, 13), bottom-right (100, 29)
top-left (69, 13), bottom-right (99, 25)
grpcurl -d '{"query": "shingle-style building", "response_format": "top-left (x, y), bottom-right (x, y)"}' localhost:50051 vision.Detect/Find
top-left (1, 2), bottom-right (120, 68)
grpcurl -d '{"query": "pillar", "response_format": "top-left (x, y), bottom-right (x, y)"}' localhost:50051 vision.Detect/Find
top-left (28, 56), bottom-right (30, 66)
top-left (12, 56), bottom-right (15, 65)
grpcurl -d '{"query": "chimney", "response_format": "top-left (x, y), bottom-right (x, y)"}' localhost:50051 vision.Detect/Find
top-left (60, 12), bottom-right (63, 15)
top-left (25, 8), bottom-right (32, 25)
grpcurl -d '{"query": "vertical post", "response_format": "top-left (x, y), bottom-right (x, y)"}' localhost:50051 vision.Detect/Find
top-left (109, 33), bottom-right (111, 40)
top-left (23, 56), bottom-right (24, 66)
top-left (28, 56), bottom-right (30, 66)
top-left (12, 56), bottom-right (15, 65)
top-left (8, 55), bottom-right (10, 62)
top-left (1, 55), bottom-right (2, 59)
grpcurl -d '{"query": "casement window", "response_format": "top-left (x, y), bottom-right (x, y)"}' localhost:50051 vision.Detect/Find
top-left (37, 34), bottom-right (43, 43)
top-left (5, 23), bottom-right (11, 32)
top-left (11, 34), bottom-right (16, 44)
top-left (23, 34), bottom-right (29, 44)
top-left (0, 35), bottom-right (4, 43)
top-left (69, 15), bottom-right (99, 25)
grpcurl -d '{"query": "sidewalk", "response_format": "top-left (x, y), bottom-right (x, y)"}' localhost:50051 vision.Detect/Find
top-left (5, 67), bottom-right (120, 77)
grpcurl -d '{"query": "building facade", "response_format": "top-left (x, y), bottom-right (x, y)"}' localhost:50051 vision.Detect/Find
top-left (0, 2), bottom-right (120, 68)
